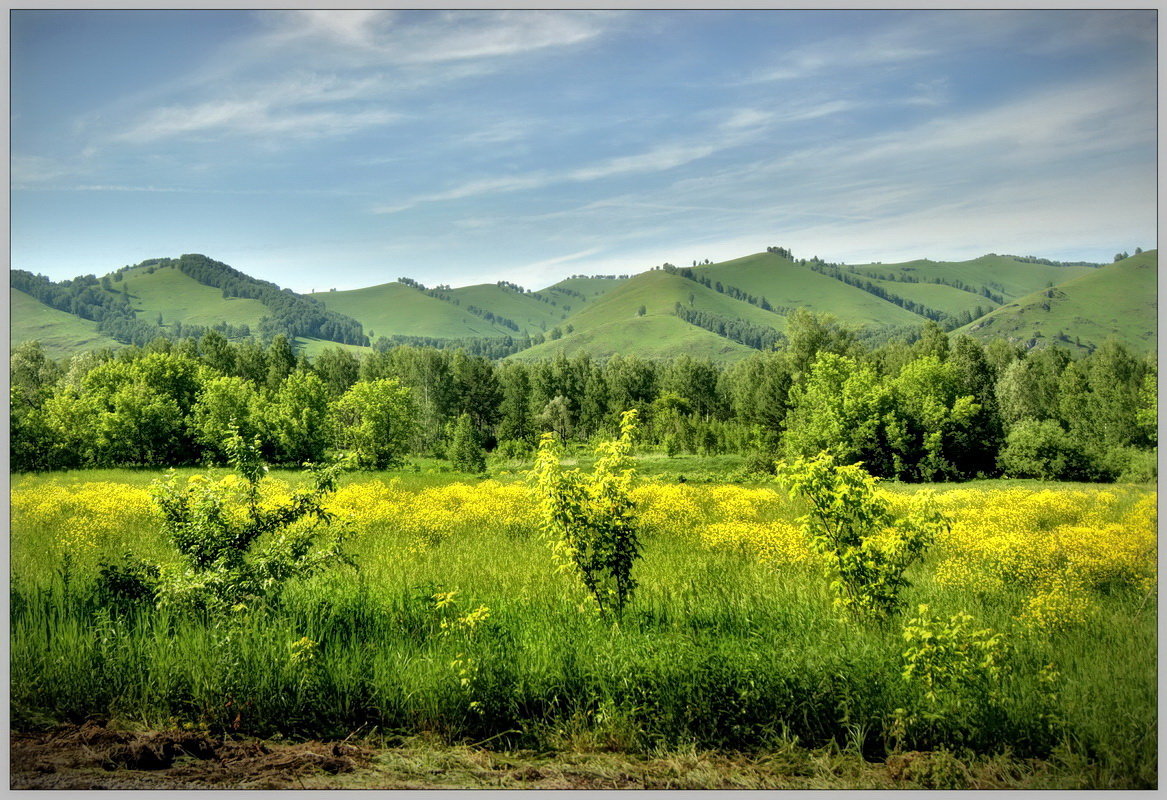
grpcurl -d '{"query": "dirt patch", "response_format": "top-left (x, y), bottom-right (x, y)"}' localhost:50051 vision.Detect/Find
top-left (10, 724), bottom-right (1096, 790)
top-left (11, 722), bottom-right (373, 790)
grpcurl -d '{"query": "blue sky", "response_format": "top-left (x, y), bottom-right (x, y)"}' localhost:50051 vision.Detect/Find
top-left (11, 9), bottom-right (1157, 293)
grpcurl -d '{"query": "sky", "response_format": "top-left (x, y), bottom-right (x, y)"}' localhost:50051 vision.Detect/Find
top-left (10, 9), bottom-right (1158, 293)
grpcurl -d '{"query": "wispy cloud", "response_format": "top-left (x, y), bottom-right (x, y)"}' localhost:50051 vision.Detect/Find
top-left (373, 139), bottom-right (724, 214)
top-left (257, 10), bottom-right (616, 66)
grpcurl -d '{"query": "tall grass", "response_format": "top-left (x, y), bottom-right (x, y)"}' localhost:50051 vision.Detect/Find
top-left (8, 471), bottom-right (1156, 787)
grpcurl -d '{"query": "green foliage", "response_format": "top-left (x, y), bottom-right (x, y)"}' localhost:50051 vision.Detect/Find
top-left (260, 369), bottom-right (330, 464)
top-left (997, 420), bottom-right (1089, 481)
top-left (900, 606), bottom-right (1009, 712)
top-left (190, 376), bottom-right (259, 463)
top-left (531, 409), bottom-right (642, 617)
top-left (778, 452), bottom-right (945, 620)
top-left (449, 412), bottom-right (487, 473)
top-left (328, 378), bottom-right (416, 469)
top-left (149, 427), bottom-right (353, 612)
top-left (894, 606), bottom-right (1012, 747)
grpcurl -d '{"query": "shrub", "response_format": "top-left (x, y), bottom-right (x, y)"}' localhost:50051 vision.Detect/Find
top-left (778, 451), bottom-right (946, 620)
top-left (531, 409), bottom-right (642, 618)
top-left (149, 426), bottom-right (353, 612)
top-left (997, 419), bottom-right (1089, 481)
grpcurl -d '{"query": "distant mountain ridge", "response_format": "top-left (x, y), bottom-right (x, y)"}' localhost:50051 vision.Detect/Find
top-left (11, 248), bottom-right (1154, 361)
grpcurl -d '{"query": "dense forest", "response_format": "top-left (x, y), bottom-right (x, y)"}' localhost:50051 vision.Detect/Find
top-left (10, 312), bottom-right (1156, 481)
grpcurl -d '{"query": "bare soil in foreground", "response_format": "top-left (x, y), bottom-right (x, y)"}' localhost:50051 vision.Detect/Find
top-left (9, 722), bottom-right (1102, 790)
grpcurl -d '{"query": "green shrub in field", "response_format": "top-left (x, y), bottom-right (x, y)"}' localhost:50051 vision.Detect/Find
top-left (778, 451), bottom-right (946, 620)
top-left (531, 409), bottom-right (641, 618)
top-left (893, 605), bottom-right (1013, 748)
top-left (149, 426), bottom-right (353, 611)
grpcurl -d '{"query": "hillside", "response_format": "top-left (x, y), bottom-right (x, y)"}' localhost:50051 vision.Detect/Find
top-left (509, 315), bottom-right (756, 362)
top-left (309, 282), bottom-right (515, 339)
top-left (847, 255), bottom-right (1098, 301)
top-left (446, 283), bottom-right (567, 335)
top-left (565, 270), bottom-right (784, 334)
top-left (533, 276), bottom-right (628, 315)
top-left (110, 262), bottom-right (270, 329)
top-left (693, 253), bottom-right (926, 328)
top-left (11, 289), bottom-right (123, 358)
top-left (956, 251), bottom-right (1157, 354)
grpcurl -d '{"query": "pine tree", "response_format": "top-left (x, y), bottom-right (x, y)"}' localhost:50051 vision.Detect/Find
top-left (449, 412), bottom-right (486, 473)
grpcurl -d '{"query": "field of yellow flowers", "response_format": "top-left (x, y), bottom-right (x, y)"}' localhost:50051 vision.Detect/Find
top-left (9, 469), bottom-right (1157, 787)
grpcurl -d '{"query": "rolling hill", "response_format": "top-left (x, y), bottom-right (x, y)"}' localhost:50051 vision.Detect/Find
top-left (10, 247), bottom-right (1155, 362)
top-left (308, 282), bottom-right (515, 340)
top-left (956, 251), bottom-right (1157, 354)
top-left (846, 255), bottom-right (1098, 301)
top-left (693, 252), bottom-right (926, 329)
top-left (111, 262), bottom-right (270, 329)
top-left (510, 315), bottom-right (757, 362)
top-left (445, 283), bottom-right (567, 334)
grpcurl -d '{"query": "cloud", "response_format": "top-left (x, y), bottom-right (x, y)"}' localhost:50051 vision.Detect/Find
top-left (258, 10), bottom-right (615, 66)
top-left (373, 139), bottom-right (726, 214)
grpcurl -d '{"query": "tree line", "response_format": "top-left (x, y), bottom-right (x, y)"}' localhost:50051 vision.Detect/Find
top-left (10, 313), bottom-right (1156, 482)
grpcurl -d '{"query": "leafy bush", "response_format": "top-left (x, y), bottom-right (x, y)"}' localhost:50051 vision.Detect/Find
top-left (997, 419), bottom-right (1090, 480)
top-left (531, 409), bottom-right (641, 618)
top-left (149, 426), bottom-right (353, 611)
top-left (778, 451), bottom-right (946, 620)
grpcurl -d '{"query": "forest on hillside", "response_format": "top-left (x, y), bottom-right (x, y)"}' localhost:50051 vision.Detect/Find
top-left (11, 311), bottom-right (1155, 482)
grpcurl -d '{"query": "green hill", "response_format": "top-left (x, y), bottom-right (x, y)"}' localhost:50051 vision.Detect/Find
top-left (860, 276), bottom-right (1001, 319)
top-left (847, 255), bottom-right (1098, 301)
top-left (956, 251), bottom-right (1157, 354)
top-left (11, 289), bottom-right (123, 358)
top-left (533, 276), bottom-right (628, 316)
top-left (562, 269), bottom-right (784, 334)
top-left (446, 283), bottom-right (567, 334)
top-left (309, 282), bottom-right (514, 339)
top-left (694, 253), bottom-right (926, 328)
top-left (510, 315), bottom-right (756, 362)
top-left (110, 262), bottom-right (270, 329)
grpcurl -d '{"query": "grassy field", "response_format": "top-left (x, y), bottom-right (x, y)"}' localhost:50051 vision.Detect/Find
top-left (956, 251), bottom-right (1157, 354)
top-left (9, 459), bottom-right (1156, 789)
top-left (533, 276), bottom-right (628, 313)
top-left (11, 289), bottom-right (123, 358)
top-left (564, 270), bottom-right (785, 333)
top-left (295, 337), bottom-right (374, 360)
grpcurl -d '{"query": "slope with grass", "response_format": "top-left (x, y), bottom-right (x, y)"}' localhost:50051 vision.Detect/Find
top-left (956, 251), bottom-right (1157, 354)
top-left (309, 282), bottom-right (515, 339)
top-left (11, 289), bottom-right (123, 358)
top-left (533, 276), bottom-right (628, 316)
top-left (694, 253), bottom-right (926, 329)
top-left (854, 276), bottom-right (1002, 320)
top-left (110, 263), bottom-right (270, 329)
top-left (847, 255), bottom-right (1099, 301)
top-left (564, 269), bottom-right (786, 335)
top-left (510, 315), bottom-right (757, 362)
top-left (446, 283), bottom-right (568, 335)
top-left (296, 337), bottom-right (374, 360)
